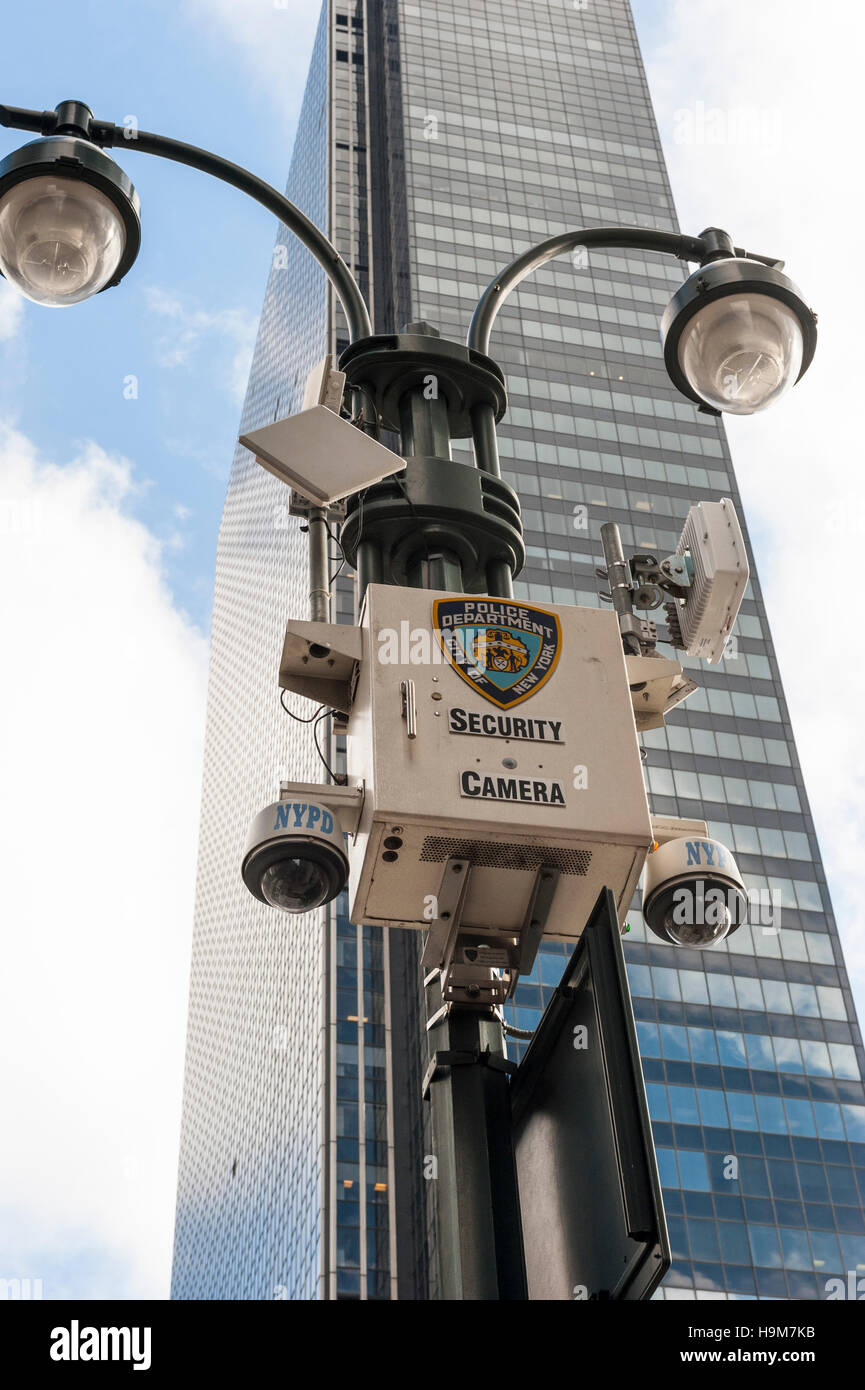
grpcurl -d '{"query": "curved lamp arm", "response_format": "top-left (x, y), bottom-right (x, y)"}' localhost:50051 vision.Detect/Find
top-left (467, 225), bottom-right (780, 356)
top-left (0, 101), bottom-right (373, 342)
top-left (126, 128), bottom-right (372, 343)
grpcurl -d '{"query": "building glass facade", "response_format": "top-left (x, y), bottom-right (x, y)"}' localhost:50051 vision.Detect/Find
top-left (173, 0), bottom-right (865, 1300)
top-left (171, 4), bottom-right (331, 1301)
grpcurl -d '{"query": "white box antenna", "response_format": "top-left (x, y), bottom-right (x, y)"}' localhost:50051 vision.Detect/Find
top-left (676, 498), bottom-right (749, 663)
top-left (239, 357), bottom-right (404, 507)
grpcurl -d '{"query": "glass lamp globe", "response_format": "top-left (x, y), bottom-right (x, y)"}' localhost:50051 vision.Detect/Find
top-left (676, 291), bottom-right (805, 415)
top-left (0, 174), bottom-right (127, 306)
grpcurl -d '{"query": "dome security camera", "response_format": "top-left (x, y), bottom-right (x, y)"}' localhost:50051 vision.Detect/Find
top-left (642, 835), bottom-right (747, 948)
top-left (242, 799), bottom-right (349, 914)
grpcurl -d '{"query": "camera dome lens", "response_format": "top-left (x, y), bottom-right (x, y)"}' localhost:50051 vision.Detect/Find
top-left (643, 838), bottom-right (748, 949)
top-left (260, 857), bottom-right (331, 913)
top-left (655, 881), bottom-right (741, 948)
top-left (242, 800), bottom-right (350, 915)
top-left (662, 901), bottom-right (732, 948)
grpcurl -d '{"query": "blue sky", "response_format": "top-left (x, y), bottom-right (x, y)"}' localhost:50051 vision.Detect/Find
top-left (1, 0), bottom-right (863, 1301)
top-left (1, 0), bottom-right (321, 628)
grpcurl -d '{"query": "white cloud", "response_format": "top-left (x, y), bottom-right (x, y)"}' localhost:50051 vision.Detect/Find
top-left (0, 279), bottom-right (24, 342)
top-left (144, 286), bottom-right (257, 404)
top-left (0, 425), bottom-right (207, 1298)
top-left (635, 0), bottom-right (865, 1017)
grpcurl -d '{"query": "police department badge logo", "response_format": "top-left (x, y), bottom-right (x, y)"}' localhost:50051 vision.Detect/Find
top-left (433, 597), bottom-right (561, 709)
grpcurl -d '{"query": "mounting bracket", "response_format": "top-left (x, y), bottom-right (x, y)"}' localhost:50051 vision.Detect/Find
top-left (421, 856), bottom-right (560, 1009)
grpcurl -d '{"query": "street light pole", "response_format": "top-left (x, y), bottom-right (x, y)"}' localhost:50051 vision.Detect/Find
top-left (340, 320), bottom-right (528, 1298)
top-left (0, 98), bottom-right (819, 1300)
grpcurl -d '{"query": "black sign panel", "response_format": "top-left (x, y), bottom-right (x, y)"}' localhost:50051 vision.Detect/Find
top-left (511, 888), bottom-right (670, 1300)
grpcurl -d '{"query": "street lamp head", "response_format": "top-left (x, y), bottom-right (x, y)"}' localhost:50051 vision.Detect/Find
top-left (661, 257), bottom-right (817, 415)
top-left (0, 135), bottom-right (140, 306)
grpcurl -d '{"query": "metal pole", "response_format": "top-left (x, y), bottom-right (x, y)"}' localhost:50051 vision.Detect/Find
top-left (600, 521), bottom-right (640, 656)
top-left (425, 983), bottom-right (526, 1300)
top-left (399, 386), bottom-right (451, 460)
top-left (391, 376), bottom-right (526, 1301)
top-left (470, 401), bottom-right (502, 478)
top-left (471, 399), bottom-right (514, 599)
top-left (308, 508), bottom-right (331, 624)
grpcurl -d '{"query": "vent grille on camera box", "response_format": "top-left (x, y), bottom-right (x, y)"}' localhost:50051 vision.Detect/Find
top-left (420, 836), bottom-right (592, 875)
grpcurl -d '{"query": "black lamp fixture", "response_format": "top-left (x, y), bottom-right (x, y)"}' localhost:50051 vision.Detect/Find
top-left (660, 227), bottom-right (817, 416)
top-left (0, 103), bottom-right (818, 421)
top-left (469, 224), bottom-right (817, 418)
top-left (0, 102), bottom-right (140, 307)
top-left (0, 98), bottom-right (371, 337)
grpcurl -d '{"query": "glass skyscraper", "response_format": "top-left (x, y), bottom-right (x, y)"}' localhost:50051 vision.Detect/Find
top-left (172, 0), bottom-right (865, 1301)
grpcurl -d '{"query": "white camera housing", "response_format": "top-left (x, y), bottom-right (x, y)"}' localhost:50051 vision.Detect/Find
top-left (340, 584), bottom-right (653, 942)
top-left (674, 498), bottom-right (749, 663)
top-left (242, 797), bottom-right (349, 913)
top-left (642, 834), bottom-right (747, 948)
